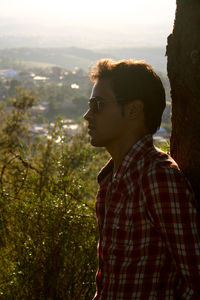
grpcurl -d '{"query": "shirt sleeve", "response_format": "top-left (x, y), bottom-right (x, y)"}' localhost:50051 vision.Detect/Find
top-left (142, 165), bottom-right (200, 299)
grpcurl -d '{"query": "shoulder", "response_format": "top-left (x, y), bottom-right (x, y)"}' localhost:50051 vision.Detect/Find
top-left (141, 146), bottom-right (194, 197)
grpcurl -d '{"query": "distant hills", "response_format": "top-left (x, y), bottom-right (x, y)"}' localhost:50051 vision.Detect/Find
top-left (0, 47), bottom-right (112, 71)
top-left (98, 47), bottom-right (167, 73)
top-left (0, 46), bottom-right (167, 73)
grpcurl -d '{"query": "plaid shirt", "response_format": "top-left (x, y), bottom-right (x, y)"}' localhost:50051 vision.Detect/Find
top-left (93, 134), bottom-right (200, 300)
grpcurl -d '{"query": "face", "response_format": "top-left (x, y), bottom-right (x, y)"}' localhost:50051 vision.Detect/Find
top-left (83, 78), bottom-right (128, 148)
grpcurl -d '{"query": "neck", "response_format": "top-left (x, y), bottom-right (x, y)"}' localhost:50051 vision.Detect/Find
top-left (106, 130), bottom-right (149, 176)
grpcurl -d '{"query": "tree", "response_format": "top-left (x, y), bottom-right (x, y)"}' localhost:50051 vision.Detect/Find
top-left (166, 0), bottom-right (200, 206)
top-left (9, 79), bottom-right (21, 96)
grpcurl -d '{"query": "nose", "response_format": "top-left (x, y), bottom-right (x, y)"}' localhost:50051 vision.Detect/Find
top-left (83, 109), bottom-right (92, 121)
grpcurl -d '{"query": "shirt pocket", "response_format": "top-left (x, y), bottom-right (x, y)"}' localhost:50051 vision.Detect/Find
top-left (107, 222), bottom-right (135, 263)
top-left (102, 212), bottom-right (134, 260)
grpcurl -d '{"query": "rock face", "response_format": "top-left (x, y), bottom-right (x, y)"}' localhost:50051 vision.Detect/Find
top-left (167, 0), bottom-right (200, 206)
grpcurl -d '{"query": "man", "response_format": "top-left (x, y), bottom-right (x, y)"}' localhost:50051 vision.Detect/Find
top-left (83, 59), bottom-right (200, 299)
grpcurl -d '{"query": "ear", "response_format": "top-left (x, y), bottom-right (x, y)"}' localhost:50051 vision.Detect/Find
top-left (126, 100), bottom-right (144, 120)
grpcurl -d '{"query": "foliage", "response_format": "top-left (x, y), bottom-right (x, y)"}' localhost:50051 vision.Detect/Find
top-left (0, 90), bottom-right (109, 299)
top-left (154, 139), bottom-right (170, 154)
top-left (1, 68), bottom-right (92, 122)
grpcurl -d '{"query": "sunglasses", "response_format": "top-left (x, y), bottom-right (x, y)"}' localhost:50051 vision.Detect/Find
top-left (88, 96), bottom-right (125, 114)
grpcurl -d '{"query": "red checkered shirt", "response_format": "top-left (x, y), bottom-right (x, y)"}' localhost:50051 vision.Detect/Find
top-left (93, 134), bottom-right (200, 300)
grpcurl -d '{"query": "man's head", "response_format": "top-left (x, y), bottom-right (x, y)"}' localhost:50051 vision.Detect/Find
top-left (84, 59), bottom-right (166, 148)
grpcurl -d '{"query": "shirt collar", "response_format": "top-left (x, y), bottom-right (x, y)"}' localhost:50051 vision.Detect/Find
top-left (97, 134), bottom-right (153, 185)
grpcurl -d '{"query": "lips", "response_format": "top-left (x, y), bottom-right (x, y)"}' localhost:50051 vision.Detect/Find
top-left (88, 124), bottom-right (95, 130)
top-left (88, 124), bottom-right (96, 135)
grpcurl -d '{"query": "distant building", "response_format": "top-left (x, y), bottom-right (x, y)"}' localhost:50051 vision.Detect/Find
top-left (0, 69), bottom-right (19, 78)
top-left (71, 83), bottom-right (79, 89)
top-left (31, 104), bottom-right (48, 113)
top-left (33, 76), bottom-right (48, 81)
top-left (29, 124), bottom-right (48, 136)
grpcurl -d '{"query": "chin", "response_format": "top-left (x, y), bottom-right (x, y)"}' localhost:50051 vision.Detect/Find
top-left (90, 137), bottom-right (105, 147)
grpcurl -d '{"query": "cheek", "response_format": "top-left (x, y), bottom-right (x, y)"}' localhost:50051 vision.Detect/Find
top-left (97, 110), bottom-right (124, 134)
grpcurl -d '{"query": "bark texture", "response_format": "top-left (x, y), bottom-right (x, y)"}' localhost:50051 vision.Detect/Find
top-left (167, 0), bottom-right (200, 206)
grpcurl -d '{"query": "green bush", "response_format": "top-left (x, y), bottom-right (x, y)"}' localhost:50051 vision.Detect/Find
top-left (0, 90), bottom-right (108, 299)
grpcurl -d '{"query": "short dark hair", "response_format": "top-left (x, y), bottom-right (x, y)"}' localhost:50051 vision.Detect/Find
top-left (89, 59), bottom-right (166, 134)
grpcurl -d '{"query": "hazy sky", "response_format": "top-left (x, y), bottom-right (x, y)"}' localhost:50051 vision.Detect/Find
top-left (0, 0), bottom-right (176, 47)
top-left (1, 0), bottom-right (176, 27)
